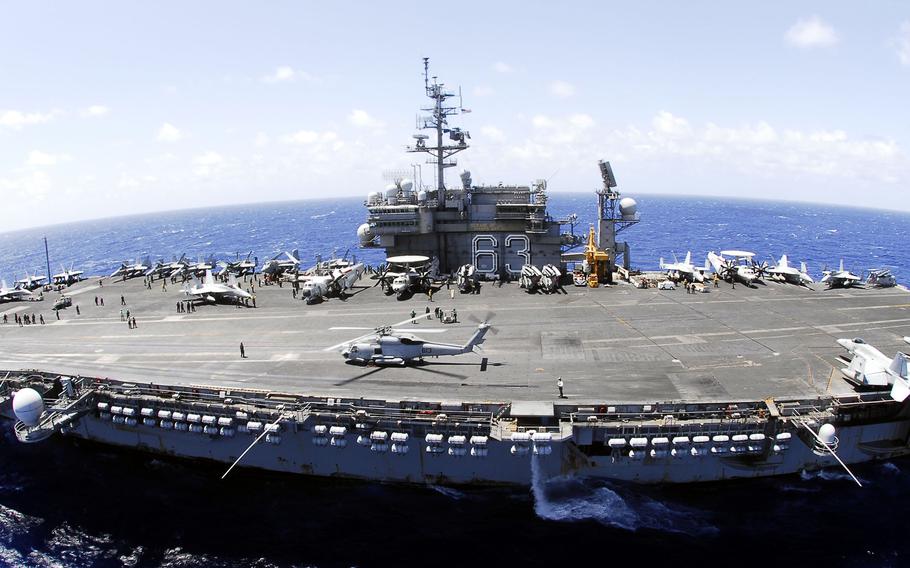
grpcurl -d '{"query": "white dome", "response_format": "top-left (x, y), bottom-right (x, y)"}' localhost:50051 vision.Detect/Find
top-left (417, 191), bottom-right (428, 203)
top-left (400, 179), bottom-right (414, 192)
top-left (367, 191), bottom-right (381, 204)
top-left (619, 197), bottom-right (638, 218)
top-left (384, 185), bottom-right (398, 200)
top-left (357, 223), bottom-right (374, 244)
top-left (818, 423), bottom-right (836, 445)
top-left (13, 388), bottom-right (44, 426)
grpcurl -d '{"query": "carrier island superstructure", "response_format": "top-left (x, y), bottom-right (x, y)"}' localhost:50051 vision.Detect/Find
top-left (356, 58), bottom-right (639, 280)
top-left (2, 61), bottom-right (910, 488)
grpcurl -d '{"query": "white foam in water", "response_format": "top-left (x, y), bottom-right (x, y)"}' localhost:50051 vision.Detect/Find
top-left (430, 485), bottom-right (467, 500)
top-left (800, 468), bottom-right (868, 485)
top-left (530, 453), bottom-right (715, 534)
top-left (881, 462), bottom-right (901, 475)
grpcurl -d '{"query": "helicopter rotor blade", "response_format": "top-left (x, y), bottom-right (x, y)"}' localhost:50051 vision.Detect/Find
top-left (334, 366), bottom-right (385, 386)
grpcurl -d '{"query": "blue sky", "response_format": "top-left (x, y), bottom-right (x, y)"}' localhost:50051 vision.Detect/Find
top-left (1, 1), bottom-right (908, 230)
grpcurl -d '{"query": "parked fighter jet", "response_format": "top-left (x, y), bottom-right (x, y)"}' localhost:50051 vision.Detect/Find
top-left (299, 263), bottom-right (365, 304)
top-left (186, 255), bottom-right (217, 278)
top-left (0, 280), bottom-right (33, 302)
top-left (15, 271), bottom-right (47, 291)
top-left (183, 270), bottom-right (252, 305)
top-left (866, 268), bottom-right (897, 288)
top-left (767, 255), bottom-right (813, 286)
top-left (145, 254), bottom-right (188, 280)
top-left (540, 264), bottom-right (562, 293)
top-left (111, 257), bottom-right (150, 279)
top-left (836, 337), bottom-right (910, 401)
top-left (456, 264), bottom-right (479, 293)
top-left (261, 250), bottom-right (300, 278)
top-left (659, 252), bottom-right (708, 283)
top-left (821, 259), bottom-right (862, 289)
top-left (518, 264), bottom-right (543, 293)
top-left (218, 251), bottom-right (257, 276)
top-left (325, 314), bottom-right (492, 366)
top-left (52, 264), bottom-right (84, 286)
top-left (707, 251), bottom-right (759, 286)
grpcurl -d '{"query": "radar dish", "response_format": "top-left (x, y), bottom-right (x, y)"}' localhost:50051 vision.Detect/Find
top-left (386, 255), bottom-right (430, 265)
top-left (720, 250), bottom-right (756, 258)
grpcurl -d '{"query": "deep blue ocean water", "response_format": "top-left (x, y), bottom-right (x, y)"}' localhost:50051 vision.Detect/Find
top-left (1, 194), bottom-right (910, 567)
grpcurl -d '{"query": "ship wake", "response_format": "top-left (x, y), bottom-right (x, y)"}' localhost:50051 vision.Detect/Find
top-left (530, 454), bottom-right (717, 534)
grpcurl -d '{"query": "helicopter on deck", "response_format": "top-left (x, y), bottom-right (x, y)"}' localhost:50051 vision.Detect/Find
top-left (324, 314), bottom-right (492, 366)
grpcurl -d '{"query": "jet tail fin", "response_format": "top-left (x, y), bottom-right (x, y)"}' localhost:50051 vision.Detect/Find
top-left (204, 270), bottom-right (215, 288)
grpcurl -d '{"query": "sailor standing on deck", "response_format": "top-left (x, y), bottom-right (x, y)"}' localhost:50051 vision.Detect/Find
top-left (240, 342), bottom-right (246, 358)
top-left (557, 376), bottom-right (565, 398)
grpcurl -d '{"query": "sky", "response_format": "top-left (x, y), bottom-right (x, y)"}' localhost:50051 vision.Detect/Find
top-left (1, 1), bottom-right (909, 231)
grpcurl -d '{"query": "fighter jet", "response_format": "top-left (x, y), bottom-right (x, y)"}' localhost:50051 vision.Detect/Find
top-left (186, 255), bottom-right (217, 278)
top-left (836, 337), bottom-right (910, 402)
top-left (111, 257), bottom-right (150, 279)
top-left (145, 254), bottom-right (188, 280)
top-left (821, 259), bottom-right (862, 289)
top-left (518, 264), bottom-right (543, 293)
top-left (767, 255), bottom-right (813, 286)
top-left (0, 280), bottom-right (33, 303)
top-left (217, 251), bottom-right (257, 277)
top-left (299, 263), bottom-right (365, 304)
top-left (15, 271), bottom-right (47, 291)
top-left (659, 252), bottom-right (708, 283)
top-left (707, 251), bottom-right (759, 286)
top-left (866, 268), bottom-right (897, 288)
top-left (325, 314), bottom-right (492, 366)
top-left (183, 270), bottom-right (252, 305)
top-left (261, 250), bottom-right (300, 278)
top-left (455, 264), bottom-right (479, 293)
top-left (52, 264), bottom-right (84, 286)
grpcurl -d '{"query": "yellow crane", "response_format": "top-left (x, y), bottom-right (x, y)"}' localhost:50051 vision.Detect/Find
top-left (584, 226), bottom-right (611, 287)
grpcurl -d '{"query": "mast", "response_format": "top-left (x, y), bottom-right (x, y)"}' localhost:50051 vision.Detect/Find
top-left (407, 57), bottom-right (470, 208)
top-left (44, 236), bottom-right (51, 282)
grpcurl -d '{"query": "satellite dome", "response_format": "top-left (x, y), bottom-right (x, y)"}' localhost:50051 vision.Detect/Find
top-left (357, 223), bottom-right (374, 245)
top-left (619, 197), bottom-right (638, 219)
top-left (400, 179), bottom-right (414, 192)
top-left (818, 423), bottom-right (836, 445)
top-left (417, 190), bottom-right (428, 203)
top-left (13, 388), bottom-right (44, 426)
top-left (367, 191), bottom-right (381, 204)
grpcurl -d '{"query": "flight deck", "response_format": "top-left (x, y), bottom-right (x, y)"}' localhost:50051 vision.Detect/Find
top-left (3, 276), bottom-right (909, 406)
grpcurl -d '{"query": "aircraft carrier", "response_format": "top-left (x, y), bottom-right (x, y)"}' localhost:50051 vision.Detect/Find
top-left (1, 60), bottom-right (909, 487)
top-left (2, 271), bottom-right (910, 486)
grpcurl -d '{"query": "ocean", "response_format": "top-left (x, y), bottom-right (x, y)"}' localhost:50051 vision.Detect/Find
top-left (1, 194), bottom-right (909, 567)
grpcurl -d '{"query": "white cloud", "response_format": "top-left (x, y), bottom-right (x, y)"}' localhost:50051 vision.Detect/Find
top-left (82, 105), bottom-right (109, 117)
top-left (492, 61), bottom-right (513, 73)
top-left (785, 16), bottom-right (839, 48)
top-left (617, 112), bottom-right (899, 180)
top-left (481, 126), bottom-right (505, 142)
top-left (254, 132), bottom-right (270, 147)
top-left (897, 21), bottom-right (910, 66)
top-left (549, 80), bottom-right (575, 98)
top-left (348, 109), bottom-right (384, 129)
top-left (651, 111), bottom-right (691, 137)
top-left (282, 130), bottom-right (319, 144)
top-left (473, 85), bottom-right (495, 97)
top-left (26, 150), bottom-right (71, 167)
top-left (261, 66), bottom-right (315, 84)
top-left (192, 151), bottom-right (225, 177)
top-left (0, 170), bottom-right (52, 201)
top-left (0, 109), bottom-right (60, 128)
top-left (526, 113), bottom-right (594, 145)
top-left (157, 123), bottom-right (182, 142)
